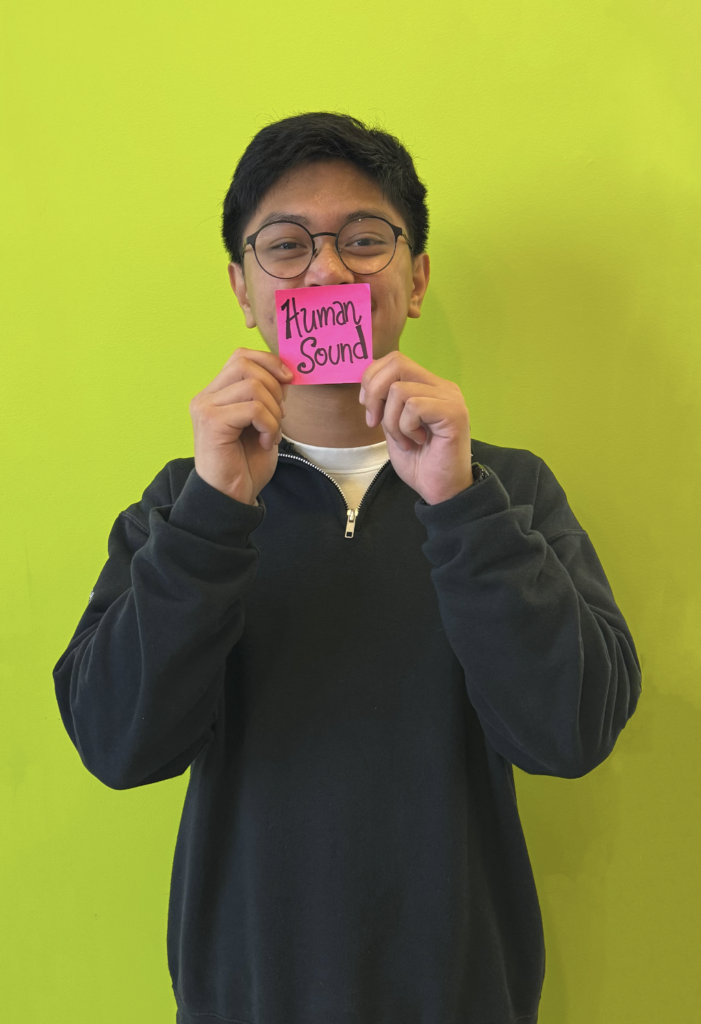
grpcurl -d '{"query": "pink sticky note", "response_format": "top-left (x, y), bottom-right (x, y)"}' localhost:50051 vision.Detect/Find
top-left (275, 283), bottom-right (373, 384)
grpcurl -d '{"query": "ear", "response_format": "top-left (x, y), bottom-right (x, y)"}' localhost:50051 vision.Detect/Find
top-left (407, 252), bottom-right (430, 319)
top-left (228, 262), bottom-right (257, 329)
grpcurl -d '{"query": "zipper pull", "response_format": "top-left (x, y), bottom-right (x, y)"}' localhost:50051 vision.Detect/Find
top-left (345, 508), bottom-right (357, 539)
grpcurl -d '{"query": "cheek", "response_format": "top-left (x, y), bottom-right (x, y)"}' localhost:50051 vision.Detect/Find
top-left (249, 285), bottom-right (278, 330)
top-left (371, 285), bottom-right (407, 323)
top-left (369, 264), bottom-right (414, 319)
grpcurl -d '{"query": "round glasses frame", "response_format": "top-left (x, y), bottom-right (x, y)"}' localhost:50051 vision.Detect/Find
top-left (241, 216), bottom-right (413, 279)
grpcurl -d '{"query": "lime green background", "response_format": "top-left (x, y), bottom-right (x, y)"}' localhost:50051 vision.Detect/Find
top-left (1, 0), bottom-right (699, 1020)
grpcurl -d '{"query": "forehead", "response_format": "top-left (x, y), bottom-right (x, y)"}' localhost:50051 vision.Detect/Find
top-left (245, 159), bottom-right (406, 232)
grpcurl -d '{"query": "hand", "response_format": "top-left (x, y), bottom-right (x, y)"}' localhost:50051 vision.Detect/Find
top-left (189, 348), bottom-right (292, 506)
top-left (359, 351), bottom-right (474, 505)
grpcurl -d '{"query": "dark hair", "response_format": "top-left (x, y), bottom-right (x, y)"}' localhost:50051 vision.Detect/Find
top-left (222, 112), bottom-right (429, 264)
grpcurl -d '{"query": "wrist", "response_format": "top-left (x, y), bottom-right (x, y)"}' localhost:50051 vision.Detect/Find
top-left (422, 462), bottom-right (488, 505)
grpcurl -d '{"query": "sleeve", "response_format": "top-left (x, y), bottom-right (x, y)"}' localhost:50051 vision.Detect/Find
top-left (53, 465), bottom-right (266, 790)
top-left (413, 457), bottom-right (642, 778)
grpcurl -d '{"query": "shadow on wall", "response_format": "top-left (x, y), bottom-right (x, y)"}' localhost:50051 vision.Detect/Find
top-left (409, 212), bottom-right (701, 1022)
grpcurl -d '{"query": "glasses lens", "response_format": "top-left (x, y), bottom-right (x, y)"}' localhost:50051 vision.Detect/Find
top-left (254, 222), bottom-right (313, 278)
top-left (338, 218), bottom-right (397, 274)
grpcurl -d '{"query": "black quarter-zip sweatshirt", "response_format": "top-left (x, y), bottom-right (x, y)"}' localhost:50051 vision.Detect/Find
top-left (53, 435), bottom-right (642, 1024)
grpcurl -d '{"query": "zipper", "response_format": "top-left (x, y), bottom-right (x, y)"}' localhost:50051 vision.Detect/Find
top-left (277, 451), bottom-right (391, 539)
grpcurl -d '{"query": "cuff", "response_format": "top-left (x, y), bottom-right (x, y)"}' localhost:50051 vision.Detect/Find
top-left (414, 464), bottom-right (511, 533)
top-left (162, 468), bottom-right (265, 546)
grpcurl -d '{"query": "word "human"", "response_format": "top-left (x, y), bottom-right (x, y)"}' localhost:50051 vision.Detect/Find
top-left (280, 295), bottom-right (362, 339)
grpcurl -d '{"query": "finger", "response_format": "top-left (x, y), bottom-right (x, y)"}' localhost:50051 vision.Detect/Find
top-left (397, 397), bottom-right (440, 447)
top-left (207, 377), bottom-right (285, 421)
top-left (360, 351), bottom-right (442, 395)
top-left (367, 380), bottom-right (436, 432)
top-left (204, 350), bottom-right (291, 401)
top-left (210, 402), bottom-right (283, 450)
top-left (223, 347), bottom-right (293, 385)
top-left (361, 353), bottom-right (441, 426)
top-left (202, 361), bottom-right (289, 417)
top-left (201, 348), bottom-right (292, 400)
top-left (382, 388), bottom-right (441, 449)
top-left (387, 390), bottom-right (459, 449)
top-left (397, 395), bottom-right (461, 447)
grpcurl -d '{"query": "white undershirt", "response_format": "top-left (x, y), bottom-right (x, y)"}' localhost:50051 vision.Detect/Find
top-left (277, 433), bottom-right (390, 511)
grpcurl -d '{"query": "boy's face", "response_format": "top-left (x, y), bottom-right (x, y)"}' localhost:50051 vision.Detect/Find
top-left (228, 159), bottom-right (430, 361)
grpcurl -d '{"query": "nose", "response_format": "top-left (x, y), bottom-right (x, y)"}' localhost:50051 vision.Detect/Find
top-left (303, 236), bottom-right (356, 286)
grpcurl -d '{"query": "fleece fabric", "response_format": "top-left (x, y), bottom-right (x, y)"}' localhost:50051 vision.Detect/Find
top-left (53, 434), bottom-right (642, 1024)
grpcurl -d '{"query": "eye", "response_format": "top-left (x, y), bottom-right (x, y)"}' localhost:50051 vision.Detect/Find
top-left (338, 218), bottom-right (395, 254)
top-left (351, 235), bottom-right (383, 247)
top-left (271, 240), bottom-right (304, 251)
top-left (255, 223), bottom-right (312, 258)
top-left (343, 233), bottom-right (388, 250)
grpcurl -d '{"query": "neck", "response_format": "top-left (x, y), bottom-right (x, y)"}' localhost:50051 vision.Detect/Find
top-left (281, 382), bottom-right (386, 448)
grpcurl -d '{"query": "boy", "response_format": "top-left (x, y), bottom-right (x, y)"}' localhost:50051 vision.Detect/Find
top-left (54, 112), bottom-right (642, 1024)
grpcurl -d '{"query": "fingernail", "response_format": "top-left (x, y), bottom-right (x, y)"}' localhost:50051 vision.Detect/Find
top-left (359, 387), bottom-right (365, 403)
top-left (365, 410), bottom-right (372, 425)
top-left (280, 401), bottom-right (287, 417)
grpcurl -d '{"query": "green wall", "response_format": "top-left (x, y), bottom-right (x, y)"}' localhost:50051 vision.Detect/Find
top-left (2, 0), bottom-right (699, 1020)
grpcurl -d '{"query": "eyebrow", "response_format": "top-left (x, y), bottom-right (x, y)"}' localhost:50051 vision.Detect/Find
top-left (256, 212), bottom-right (310, 230)
top-left (253, 207), bottom-right (397, 233)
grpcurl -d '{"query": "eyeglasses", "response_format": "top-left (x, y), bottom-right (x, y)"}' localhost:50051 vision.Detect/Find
top-left (241, 216), bottom-right (413, 280)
